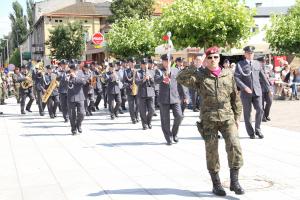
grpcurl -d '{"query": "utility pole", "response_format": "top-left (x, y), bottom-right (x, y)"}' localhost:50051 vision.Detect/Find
top-left (2, 39), bottom-right (9, 64)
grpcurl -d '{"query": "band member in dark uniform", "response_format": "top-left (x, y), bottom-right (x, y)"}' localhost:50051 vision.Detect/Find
top-left (57, 60), bottom-right (69, 122)
top-left (34, 67), bottom-right (46, 116)
top-left (44, 65), bottom-right (59, 118)
top-left (105, 63), bottom-right (122, 120)
top-left (136, 58), bottom-right (155, 130)
top-left (82, 63), bottom-right (95, 116)
top-left (154, 54), bottom-right (184, 145)
top-left (67, 63), bottom-right (86, 135)
top-left (124, 58), bottom-right (140, 124)
top-left (17, 65), bottom-right (35, 114)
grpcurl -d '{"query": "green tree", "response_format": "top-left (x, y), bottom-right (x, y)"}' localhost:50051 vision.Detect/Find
top-left (154, 0), bottom-right (255, 49)
top-left (46, 22), bottom-right (86, 60)
top-left (106, 17), bottom-right (158, 59)
top-left (109, 0), bottom-right (155, 22)
top-left (26, 0), bottom-right (35, 31)
top-left (9, 48), bottom-right (21, 67)
top-left (9, 1), bottom-right (28, 48)
top-left (266, 1), bottom-right (300, 55)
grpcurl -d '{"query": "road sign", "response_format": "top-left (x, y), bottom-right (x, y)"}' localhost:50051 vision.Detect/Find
top-left (92, 32), bottom-right (104, 45)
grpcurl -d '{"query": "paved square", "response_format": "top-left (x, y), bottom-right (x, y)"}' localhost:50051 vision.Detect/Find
top-left (1, 98), bottom-right (300, 200)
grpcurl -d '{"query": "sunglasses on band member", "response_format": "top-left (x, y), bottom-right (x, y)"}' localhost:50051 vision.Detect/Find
top-left (207, 56), bottom-right (219, 60)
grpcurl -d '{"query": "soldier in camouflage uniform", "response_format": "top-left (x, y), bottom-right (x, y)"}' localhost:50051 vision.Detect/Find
top-left (177, 46), bottom-right (244, 196)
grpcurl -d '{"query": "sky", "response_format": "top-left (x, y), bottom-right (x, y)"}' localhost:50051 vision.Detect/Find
top-left (0, 0), bottom-right (297, 38)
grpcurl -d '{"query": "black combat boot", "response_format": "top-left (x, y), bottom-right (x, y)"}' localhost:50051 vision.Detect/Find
top-left (230, 169), bottom-right (245, 195)
top-left (209, 172), bottom-right (226, 196)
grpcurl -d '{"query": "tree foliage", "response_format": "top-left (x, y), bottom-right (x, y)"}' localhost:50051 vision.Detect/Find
top-left (9, 1), bottom-right (28, 48)
top-left (109, 0), bottom-right (155, 23)
top-left (106, 17), bottom-right (158, 59)
top-left (154, 0), bottom-right (255, 50)
top-left (266, 0), bottom-right (300, 55)
top-left (26, 0), bottom-right (35, 31)
top-left (46, 22), bottom-right (86, 60)
top-left (9, 48), bottom-right (21, 67)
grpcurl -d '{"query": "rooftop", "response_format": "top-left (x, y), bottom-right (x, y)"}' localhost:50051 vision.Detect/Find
top-left (255, 6), bottom-right (290, 16)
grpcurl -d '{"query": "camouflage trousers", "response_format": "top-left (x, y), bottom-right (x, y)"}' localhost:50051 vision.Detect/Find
top-left (197, 119), bottom-right (243, 173)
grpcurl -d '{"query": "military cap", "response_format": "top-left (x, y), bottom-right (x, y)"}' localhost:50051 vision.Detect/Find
top-left (60, 59), bottom-right (67, 65)
top-left (205, 46), bottom-right (220, 56)
top-left (161, 54), bottom-right (173, 61)
top-left (46, 65), bottom-right (52, 69)
top-left (256, 56), bottom-right (266, 62)
top-left (141, 58), bottom-right (148, 64)
top-left (175, 57), bottom-right (184, 62)
top-left (148, 59), bottom-right (153, 64)
top-left (108, 63), bottom-right (114, 68)
top-left (243, 45), bottom-right (255, 52)
top-left (69, 63), bottom-right (76, 70)
top-left (84, 63), bottom-right (90, 68)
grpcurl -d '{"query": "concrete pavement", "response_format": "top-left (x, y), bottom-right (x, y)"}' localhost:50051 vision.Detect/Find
top-left (0, 97), bottom-right (300, 200)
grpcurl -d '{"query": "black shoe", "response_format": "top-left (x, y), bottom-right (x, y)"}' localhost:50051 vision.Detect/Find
top-left (95, 106), bottom-right (99, 110)
top-left (209, 172), bottom-right (226, 196)
top-left (249, 134), bottom-right (255, 139)
top-left (193, 108), bottom-right (200, 112)
top-left (53, 113), bottom-right (57, 118)
top-left (173, 135), bottom-right (179, 143)
top-left (50, 114), bottom-right (55, 119)
top-left (114, 113), bottom-right (119, 118)
top-left (153, 113), bottom-right (158, 117)
top-left (266, 116), bottom-right (271, 121)
top-left (91, 107), bottom-right (96, 112)
top-left (77, 126), bottom-right (82, 133)
top-left (64, 118), bottom-right (68, 123)
top-left (136, 118), bottom-right (139, 123)
top-left (86, 112), bottom-right (91, 116)
top-left (255, 131), bottom-right (264, 139)
top-left (166, 141), bottom-right (172, 146)
top-left (148, 124), bottom-right (152, 129)
top-left (132, 120), bottom-right (136, 124)
top-left (71, 129), bottom-right (77, 135)
top-left (119, 110), bottom-right (124, 114)
top-left (26, 108), bottom-right (32, 112)
top-left (0, 111), bottom-right (3, 115)
top-left (262, 117), bottom-right (267, 122)
top-left (104, 105), bottom-right (107, 109)
top-left (143, 126), bottom-right (148, 130)
top-left (40, 112), bottom-right (44, 116)
top-left (230, 169), bottom-right (245, 195)
top-left (21, 111), bottom-right (26, 115)
top-left (111, 115), bottom-right (115, 120)
top-left (122, 107), bottom-right (127, 111)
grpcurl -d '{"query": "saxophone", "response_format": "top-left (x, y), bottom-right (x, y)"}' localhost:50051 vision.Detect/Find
top-left (131, 69), bottom-right (138, 96)
top-left (21, 70), bottom-right (33, 89)
top-left (42, 73), bottom-right (58, 103)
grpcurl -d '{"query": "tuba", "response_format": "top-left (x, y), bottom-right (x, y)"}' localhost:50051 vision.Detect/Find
top-left (21, 70), bottom-right (33, 89)
top-left (42, 73), bottom-right (58, 103)
top-left (131, 69), bottom-right (138, 96)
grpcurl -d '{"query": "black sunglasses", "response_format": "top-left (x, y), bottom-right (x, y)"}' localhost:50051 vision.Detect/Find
top-left (207, 56), bottom-right (219, 60)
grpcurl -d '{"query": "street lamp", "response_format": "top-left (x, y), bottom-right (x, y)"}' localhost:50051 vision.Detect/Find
top-left (2, 38), bottom-right (9, 64)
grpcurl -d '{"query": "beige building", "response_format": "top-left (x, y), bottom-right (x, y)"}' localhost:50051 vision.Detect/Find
top-left (31, 1), bottom-right (111, 64)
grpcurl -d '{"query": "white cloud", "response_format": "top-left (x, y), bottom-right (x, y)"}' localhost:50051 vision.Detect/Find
top-left (0, 16), bottom-right (11, 37)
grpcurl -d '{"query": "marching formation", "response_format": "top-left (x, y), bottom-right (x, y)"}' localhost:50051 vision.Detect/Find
top-left (1, 45), bottom-right (293, 197)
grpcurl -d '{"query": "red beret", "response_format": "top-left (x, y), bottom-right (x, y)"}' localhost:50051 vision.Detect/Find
top-left (205, 46), bottom-right (220, 56)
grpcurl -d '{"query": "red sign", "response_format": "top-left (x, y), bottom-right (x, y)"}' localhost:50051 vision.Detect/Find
top-left (92, 32), bottom-right (104, 45)
top-left (273, 56), bottom-right (286, 67)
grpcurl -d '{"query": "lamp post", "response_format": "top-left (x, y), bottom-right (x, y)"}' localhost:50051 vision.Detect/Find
top-left (2, 39), bottom-right (9, 64)
top-left (15, 30), bottom-right (23, 65)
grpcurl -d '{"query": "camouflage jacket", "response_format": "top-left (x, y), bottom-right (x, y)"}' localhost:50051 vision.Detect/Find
top-left (177, 67), bottom-right (242, 122)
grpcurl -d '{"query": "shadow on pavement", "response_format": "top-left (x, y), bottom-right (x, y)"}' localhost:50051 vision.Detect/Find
top-left (21, 133), bottom-right (71, 137)
top-left (88, 188), bottom-right (240, 199)
top-left (96, 142), bottom-right (164, 147)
